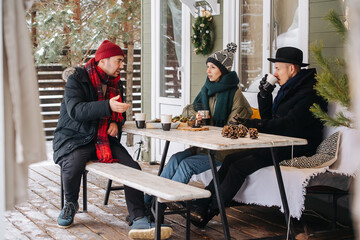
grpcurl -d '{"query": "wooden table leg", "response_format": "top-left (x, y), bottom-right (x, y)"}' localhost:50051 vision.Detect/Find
top-left (208, 150), bottom-right (231, 240)
top-left (270, 147), bottom-right (295, 240)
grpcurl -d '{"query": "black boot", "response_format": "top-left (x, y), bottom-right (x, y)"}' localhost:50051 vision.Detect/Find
top-left (190, 203), bottom-right (219, 228)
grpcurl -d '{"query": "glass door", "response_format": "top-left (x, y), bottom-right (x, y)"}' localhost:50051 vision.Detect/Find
top-left (238, 0), bottom-right (264, 92)
top-left (151, 0), bottom-right (190, 162)
top-left (159, 0), bottom-right (183, 100)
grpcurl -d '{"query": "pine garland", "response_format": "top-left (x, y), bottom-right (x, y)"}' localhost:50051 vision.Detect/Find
top-left (310, 9), bottom-right (351, 128)
top-left (191, 15), bottom-right (214, 55)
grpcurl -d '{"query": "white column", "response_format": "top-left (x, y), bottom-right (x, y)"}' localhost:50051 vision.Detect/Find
top-left (0, 0), bottom-right (5, 238)
top-left (298, 0), bottom-right (309, 63)
top-left (348, 0), bottom-right (360, 238)
top-left (222, 0), bottom-right (239, 73)
top-left (262, 0), bottom-right (272, 75)
top-left (150, 0), bottom-right (159, 162)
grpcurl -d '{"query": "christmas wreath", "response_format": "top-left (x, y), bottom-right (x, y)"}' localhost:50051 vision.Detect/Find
top-left (191, 15), bottom-right (214, 55)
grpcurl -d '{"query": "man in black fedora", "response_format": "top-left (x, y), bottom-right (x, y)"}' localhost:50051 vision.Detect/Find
top-left (190, 46), bottom-right (327, 227)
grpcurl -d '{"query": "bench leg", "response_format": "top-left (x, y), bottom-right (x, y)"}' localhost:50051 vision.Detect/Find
top-left (186, 201), bottom-right (191, 240)
top-left (83, 170), bottom-right (88, 212)
top-left (331, 193), bottom-right (339, 229)
top-left (104, 179), bottom-right (125, 205)
top-left (104, 179), bottom-right (113, 205)
top-left (270, 148), bottom-right (295, 240)
top-left (60, 167), bottom-right (64, 209)
top-left (154, 197), bottom-right (161, 240)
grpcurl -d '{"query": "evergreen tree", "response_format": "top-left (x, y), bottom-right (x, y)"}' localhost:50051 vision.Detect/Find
top-left (27, 0), bottom-right (141, 67)
top-left (310, 9), bottom-right (351, 128)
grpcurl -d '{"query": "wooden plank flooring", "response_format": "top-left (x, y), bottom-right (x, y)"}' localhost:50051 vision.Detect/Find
top-left (5, 160), bottom-right (354, 240)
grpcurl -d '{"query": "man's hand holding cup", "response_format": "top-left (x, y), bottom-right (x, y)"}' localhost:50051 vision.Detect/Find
top-left (259, 73), bottom-right (277, 98)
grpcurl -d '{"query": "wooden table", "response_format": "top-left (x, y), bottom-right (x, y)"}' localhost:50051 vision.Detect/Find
top-left (123, 121), bottom-right (307, 240)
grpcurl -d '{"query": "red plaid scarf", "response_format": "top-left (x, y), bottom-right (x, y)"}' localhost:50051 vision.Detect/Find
top-left (85, 58), bottom-right (124, 163)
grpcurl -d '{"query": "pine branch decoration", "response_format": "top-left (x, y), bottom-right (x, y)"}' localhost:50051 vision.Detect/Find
top-left (310, 104), bottom-right (351, 128)
top-left (324, 9), bottom-right (347, 40)
top-left (310, 9), bottom-right (352, 128)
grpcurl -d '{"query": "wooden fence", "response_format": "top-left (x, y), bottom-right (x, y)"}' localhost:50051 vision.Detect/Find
top-left (38, 49), bottom-right (141, 140)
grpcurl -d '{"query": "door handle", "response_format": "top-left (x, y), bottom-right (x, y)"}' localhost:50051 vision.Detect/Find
top-left (177, 66), bottom-right (184, 80)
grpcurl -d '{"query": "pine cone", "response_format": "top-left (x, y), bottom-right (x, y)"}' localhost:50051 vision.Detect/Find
top-left (222, 124), bottom-right (239, 139)
top-left (249, 128), bottom-right (259, 139)
top-left (221, 125), bottom-right (231, 137)
top-left (237, 124), bottom-right (248, 137)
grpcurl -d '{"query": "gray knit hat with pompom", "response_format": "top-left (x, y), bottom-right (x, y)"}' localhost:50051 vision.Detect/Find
top-left (206, 42), bottom-right (237, 75)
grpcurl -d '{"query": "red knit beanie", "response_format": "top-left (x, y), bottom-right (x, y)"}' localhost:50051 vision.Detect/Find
top-left (95, 40), bottom-right (124, 61)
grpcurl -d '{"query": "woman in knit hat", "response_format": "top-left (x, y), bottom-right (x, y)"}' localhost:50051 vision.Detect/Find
top-left (144, 43), bottom-right (252, 212)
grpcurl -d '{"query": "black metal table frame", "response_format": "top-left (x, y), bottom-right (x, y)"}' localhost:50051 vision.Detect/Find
top-left (157, 141), bottom-right (295, 240)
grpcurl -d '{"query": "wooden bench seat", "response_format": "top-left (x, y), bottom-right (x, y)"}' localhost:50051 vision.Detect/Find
top-left (60, 162), bottom-right (211, 240)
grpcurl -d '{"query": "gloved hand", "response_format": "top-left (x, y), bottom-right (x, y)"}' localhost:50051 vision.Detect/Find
top-left (259, 74), bottom-right (275, 98)
top-left (230, 114), bottom-right (249, 125)
top-left (259, 74), bottom-right (268, 88)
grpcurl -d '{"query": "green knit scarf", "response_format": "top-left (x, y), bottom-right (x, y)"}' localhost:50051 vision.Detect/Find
top-left (193, 71), bottom-right (239, 127)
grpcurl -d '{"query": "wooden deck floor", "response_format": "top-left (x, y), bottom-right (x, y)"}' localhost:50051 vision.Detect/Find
top-left (5, 160), bottom-right (354, 240)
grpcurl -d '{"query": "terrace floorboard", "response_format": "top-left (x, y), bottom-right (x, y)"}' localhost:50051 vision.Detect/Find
top-left (4, 161), bottom-right (354, 240)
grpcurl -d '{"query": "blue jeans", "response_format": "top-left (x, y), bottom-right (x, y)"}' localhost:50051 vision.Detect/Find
top-left (160, 148), bottom-right (221, 183)
top-left (144, 148), bottom-right (221, 205)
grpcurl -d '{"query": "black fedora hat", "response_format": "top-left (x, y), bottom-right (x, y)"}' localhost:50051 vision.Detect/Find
top-left (267, 47), bottom-right (309, 67)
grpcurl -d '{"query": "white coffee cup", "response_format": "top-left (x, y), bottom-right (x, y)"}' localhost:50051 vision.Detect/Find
top-left (160, 114), bottom-right (172, 123)
top-left (135, 113), bottom-right (146, 129)
top-left (266, 73), bottom-right (278, 85)
top-left (160, 114), bottom-right (172, 131)
top-left (135, 113), bottom-right (146, 121)
top-left (198, 110), bottom-right (210, 119)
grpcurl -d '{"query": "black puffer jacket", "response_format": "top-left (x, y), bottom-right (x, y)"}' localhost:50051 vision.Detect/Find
top-left (247, 68), bottom-right (327, 157)
top-left (53, 67), bottom-right (125, 163)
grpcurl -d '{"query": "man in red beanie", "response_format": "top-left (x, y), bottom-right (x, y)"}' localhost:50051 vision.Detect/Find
top-left (53, 40), bottom-right (173, 239)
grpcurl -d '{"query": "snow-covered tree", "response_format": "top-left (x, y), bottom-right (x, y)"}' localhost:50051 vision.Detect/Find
top-left (27, 0), bottom-right (141, 67)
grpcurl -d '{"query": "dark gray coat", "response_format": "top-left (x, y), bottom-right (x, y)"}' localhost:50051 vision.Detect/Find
top-left (53, 67), bottom-right (125, 163)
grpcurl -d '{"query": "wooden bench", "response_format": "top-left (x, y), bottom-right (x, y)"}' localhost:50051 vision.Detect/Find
top-left (60, 162), bottom-right (211, 240)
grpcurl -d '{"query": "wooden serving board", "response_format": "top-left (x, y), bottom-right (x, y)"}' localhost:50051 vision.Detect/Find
top-left (177, 126), bottom-right (209, 131)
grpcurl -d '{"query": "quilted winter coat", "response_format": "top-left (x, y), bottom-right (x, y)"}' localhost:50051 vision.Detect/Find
top-left (53, 67), bottom-right (125, 163)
